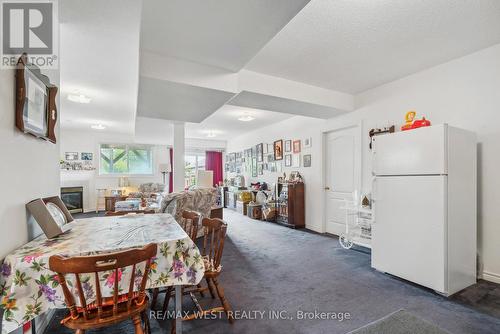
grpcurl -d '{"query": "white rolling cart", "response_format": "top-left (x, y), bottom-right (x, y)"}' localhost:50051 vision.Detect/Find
top-left (339, 192), bottom-right (373, 249)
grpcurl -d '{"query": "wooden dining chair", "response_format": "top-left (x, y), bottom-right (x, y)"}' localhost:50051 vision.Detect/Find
top-left (169, 217), bottom-right (233, 333)
top-left (49, 243), bottom-right (157, 334)
top-left (178, 210), bottom-right (200, 241)
top-left (151, 210), bottom-right (201, 310)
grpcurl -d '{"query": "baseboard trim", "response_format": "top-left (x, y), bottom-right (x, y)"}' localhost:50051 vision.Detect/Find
top-left (480, 271), bottom-right (500, 284)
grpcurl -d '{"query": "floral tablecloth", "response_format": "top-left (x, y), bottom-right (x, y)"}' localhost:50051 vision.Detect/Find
top-left (0, 214), bottom-right (205, 334)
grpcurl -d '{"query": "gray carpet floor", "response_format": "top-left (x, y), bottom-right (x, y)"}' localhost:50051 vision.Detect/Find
top-left (46, 209), bottom-right (500, 334)
top-left (347, 310), bottom-right (450, 334)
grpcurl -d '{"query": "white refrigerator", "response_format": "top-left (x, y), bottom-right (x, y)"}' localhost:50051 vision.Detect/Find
top-left (371, 124), bottom-right (477, 296)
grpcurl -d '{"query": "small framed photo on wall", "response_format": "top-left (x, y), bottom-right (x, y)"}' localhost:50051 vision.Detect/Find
top-left (284, 140), bottom-right (292, 152)
top-left (81, 152), bottom-right (93, 160)
top-left (303, 137), bottom-right (312, 148)
top-left (293, 140), bottom-right (301, 153)
top-left (303, 154), bottom-right (312, 167)
top-left (274, 140), bottom-right (283, 160)
top-left (65, 152), bottom-right (78, 161)
top-left (252, 157), bottom-right (258, 177)
top-left (256, 143), bottom-right (264, 162)
top-left (285, 154), bottom-right (292, 167)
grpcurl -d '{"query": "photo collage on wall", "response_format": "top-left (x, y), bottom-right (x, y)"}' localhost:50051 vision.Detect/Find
top-left (225, 137), bottom-right (313, 177)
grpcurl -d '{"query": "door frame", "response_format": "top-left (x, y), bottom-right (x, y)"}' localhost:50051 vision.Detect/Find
top-left (321, 121), bottom-right (363, 234)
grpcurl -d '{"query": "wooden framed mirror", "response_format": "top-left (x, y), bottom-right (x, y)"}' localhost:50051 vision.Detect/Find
top-left (15, 53), bottom-right (58, 143)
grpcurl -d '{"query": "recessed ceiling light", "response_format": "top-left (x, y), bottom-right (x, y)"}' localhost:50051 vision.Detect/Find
top-left (68, 93), bottom-right (91, 104)
top-left (238, 113), bottom-right (255, 122)
top-left (91, 124), bottom-right (106, 130)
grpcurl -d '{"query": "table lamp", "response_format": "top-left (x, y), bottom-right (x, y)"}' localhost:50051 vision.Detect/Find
top-left (118, 176), bottom-right (130, 195)
top-left (196, 170), bottom-right (214, 188)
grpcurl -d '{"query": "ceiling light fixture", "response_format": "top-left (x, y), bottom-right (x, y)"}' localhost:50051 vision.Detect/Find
top-left (206, 131), bottom-right (217, 138)
top-left (67, 93), bottom-right (91, 104)
top-left (91, 124), bottom-right (106, 130)
top-left (238, 113), bottom-right (255, 122)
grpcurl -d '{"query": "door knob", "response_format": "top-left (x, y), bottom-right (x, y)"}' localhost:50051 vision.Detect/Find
top-left (324, 187), bottom-right (330, 190)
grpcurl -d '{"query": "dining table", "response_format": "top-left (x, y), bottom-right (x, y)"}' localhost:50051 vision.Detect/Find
top-left (0, 213), bottom-right (205, 334)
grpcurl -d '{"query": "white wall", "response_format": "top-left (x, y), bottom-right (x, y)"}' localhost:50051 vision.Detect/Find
top-left (324, 43), bottom-right (500, 283)
top-left (59, 129), bottom-right (169, 212)
top-left (226, 116), bottom-right (325, 232)
top-left (0, 68), bottom-right (60, 259)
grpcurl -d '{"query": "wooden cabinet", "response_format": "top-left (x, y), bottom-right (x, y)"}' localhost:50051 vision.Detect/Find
top-left (105, 196), bottom-right (128, 212)
top-left (275, 182), bottom-right (305, 228)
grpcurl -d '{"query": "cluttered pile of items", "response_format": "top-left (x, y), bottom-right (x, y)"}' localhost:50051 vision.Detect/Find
top-left (222, 172), bottom-right (305, 228)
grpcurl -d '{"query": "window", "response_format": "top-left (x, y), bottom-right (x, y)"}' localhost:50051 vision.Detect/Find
top-left (185, 154), bottom-right (205, 188)
top-left (100, 144), bottom-right (153, 175)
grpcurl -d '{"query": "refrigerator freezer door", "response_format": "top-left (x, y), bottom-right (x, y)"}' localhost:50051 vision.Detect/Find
top-left (372, 175), bottom-right (447, 293)
top-left (373, 125), bottom-right (447, 176)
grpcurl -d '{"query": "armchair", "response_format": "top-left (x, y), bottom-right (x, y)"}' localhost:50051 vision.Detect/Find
top-left (160, 188), bottom-right (218, 237)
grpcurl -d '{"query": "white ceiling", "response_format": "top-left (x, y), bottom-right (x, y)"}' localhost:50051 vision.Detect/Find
top-left (134, 105), bottom-right (292, 142)
top-left (59, 0), bottom-right (142, 133)
top-left (137, 77), bottom-right (235, 122)
top-left (229, 91), bottom-right (346, 119)
top-left (60, 0), bottom-right (500, 142)
top-left (140, 0), bottom-right (310, 71)
top-left (184, 105), bottom-right (292, 140)
top-left (246, 0), bottom-right (500, 93)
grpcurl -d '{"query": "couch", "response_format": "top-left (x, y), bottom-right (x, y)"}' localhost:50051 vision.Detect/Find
top-left (160, 188), bottom-right (218, 237)
top-left (127, 183), bottom-right (166, 212)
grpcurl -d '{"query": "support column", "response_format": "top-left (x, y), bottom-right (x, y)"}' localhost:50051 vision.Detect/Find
top-left (172, 122), bottom-right (185, 192)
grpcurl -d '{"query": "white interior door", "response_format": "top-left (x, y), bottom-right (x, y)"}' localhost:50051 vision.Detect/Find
top-left (324, 126), bottom-right (361, 235)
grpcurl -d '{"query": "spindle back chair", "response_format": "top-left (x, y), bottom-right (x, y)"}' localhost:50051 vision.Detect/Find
top-left (179, 210), bottom-right (200, 241)
top-left (49, 243), bottom-right (157, 334)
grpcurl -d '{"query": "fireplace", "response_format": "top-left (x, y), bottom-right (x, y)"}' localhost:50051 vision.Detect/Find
top-left (61, 186), bottom-right (83, 214)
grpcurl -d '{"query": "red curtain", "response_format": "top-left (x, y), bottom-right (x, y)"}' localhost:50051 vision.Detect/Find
top-left (169, 148), bottom-right (173, 193)
top-left (205, 151), bottom-right (223, 187)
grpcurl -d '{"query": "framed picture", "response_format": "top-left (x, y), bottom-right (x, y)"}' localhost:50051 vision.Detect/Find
top-left (16, 54), bottom-right (58, 143)
top-left (270, 162), bottom-right (277, 172)
top-left (284, 154), bottom-right (292, 167)
top-left (65, 152), bottom-right (78, 161)
top-left (292, 154), bottom-right (300, 168)
top-left (293, 140), bottom-right (301, 153)
top-left (252, 157), bottom-right (258, 177)
top-left (303, 137), bottom-right (312, 148)
top-left (256, 143), bottom-right (264, 162)
top-left (258, 163), bottom-right (263, 175)
top-left (276, 161), bottom-right (283, 172)
top-left (303, 154), bottom-right (312, 167)
top-left (81, 152), bottom-right (93, 160)
top-left (274, 140), bottom-right (283, 160)
top-left (284, 140), bottom-right (292, 152)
